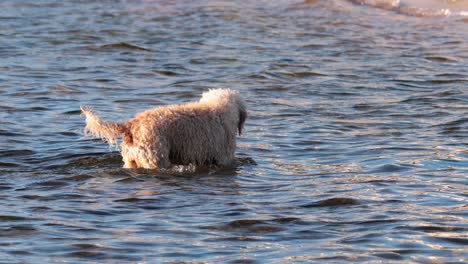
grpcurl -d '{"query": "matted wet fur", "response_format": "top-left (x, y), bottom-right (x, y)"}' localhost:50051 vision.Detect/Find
top-left (81, 88), bottom-right (247, 169)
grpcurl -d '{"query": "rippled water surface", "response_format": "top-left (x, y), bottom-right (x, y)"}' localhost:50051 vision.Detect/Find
top-left (1, 0), bottom-right (467, 263)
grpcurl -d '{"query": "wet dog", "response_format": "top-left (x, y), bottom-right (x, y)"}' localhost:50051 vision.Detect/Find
top-left (81, 89), bottom-right (247, 169)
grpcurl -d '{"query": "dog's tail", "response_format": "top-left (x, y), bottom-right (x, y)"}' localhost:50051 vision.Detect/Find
top-left (80, 106), bottom-right (128, 147)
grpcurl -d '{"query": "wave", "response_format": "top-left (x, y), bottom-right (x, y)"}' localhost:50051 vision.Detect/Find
top-left (349, 0), bottom-right (468, 17)
top-left (87, 42), bottom-right (152, 52)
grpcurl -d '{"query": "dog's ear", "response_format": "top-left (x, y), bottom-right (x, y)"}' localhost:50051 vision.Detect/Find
top-left (238, 107), bottom-right (247, 135)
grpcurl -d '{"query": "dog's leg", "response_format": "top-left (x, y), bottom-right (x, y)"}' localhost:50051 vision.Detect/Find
top-left (122, 144), bottom-right (171, 169)
top-left (121, 145), bottom-right (139, 169)
top-left (150, 145), bottom-right (171, 169)
top-left (122, 151), bottom-right (138, 169)
top-left (216, 152), bottom-right (235, 167)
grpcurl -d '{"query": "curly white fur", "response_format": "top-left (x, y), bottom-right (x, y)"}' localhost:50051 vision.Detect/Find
top-left (81, 88), bottom-right (247, 169)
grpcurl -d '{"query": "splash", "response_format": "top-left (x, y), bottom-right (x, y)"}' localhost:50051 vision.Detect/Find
top-left (349, 0), bottom-right (468, 17)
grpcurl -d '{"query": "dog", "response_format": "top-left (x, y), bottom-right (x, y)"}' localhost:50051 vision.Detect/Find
top-left (81, 88), bottom-right (247, 169)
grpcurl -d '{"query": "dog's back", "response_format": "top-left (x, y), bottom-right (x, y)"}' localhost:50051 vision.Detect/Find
top-left (125, 102), bottom-right (236, 166)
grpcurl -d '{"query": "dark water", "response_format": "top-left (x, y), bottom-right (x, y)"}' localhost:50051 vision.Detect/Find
top-left (1, 0), bottom-right (467, 263)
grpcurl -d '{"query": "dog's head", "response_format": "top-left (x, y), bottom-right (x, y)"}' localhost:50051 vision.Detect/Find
top-left (200, 88), bottom-right (247, 135)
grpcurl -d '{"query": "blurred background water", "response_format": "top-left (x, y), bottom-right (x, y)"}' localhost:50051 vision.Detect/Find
top-left (0, 0), bottom-right (467, 263)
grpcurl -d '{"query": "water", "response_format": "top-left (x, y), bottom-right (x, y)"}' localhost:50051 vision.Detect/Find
top-left (1, 0), bottom-right (467, 263)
